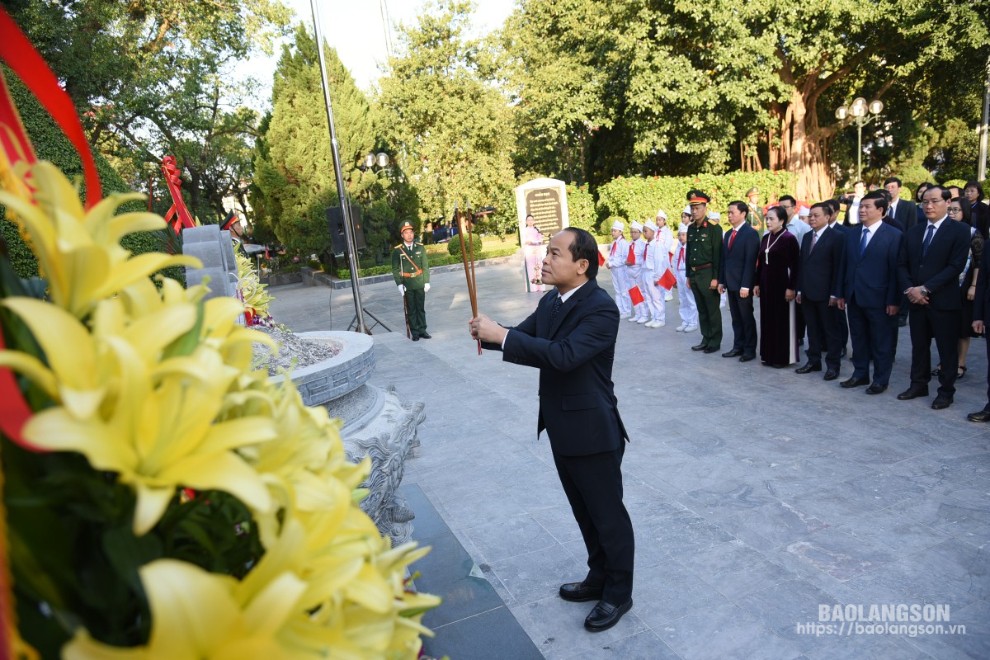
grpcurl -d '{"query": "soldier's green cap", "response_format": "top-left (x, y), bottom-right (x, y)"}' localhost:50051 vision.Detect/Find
top-left (399, 221), bottom-right (414, 231)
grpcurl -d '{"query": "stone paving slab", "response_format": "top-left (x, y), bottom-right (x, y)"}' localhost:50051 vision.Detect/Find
top-left (271, 256), bottom-right (990, 659)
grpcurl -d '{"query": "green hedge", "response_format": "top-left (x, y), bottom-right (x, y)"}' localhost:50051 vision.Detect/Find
top-left (335, 245), bottom-right (518, 279)
top-left (0, 69), bottom-right (181, 283)
top-left (596, 171), bottom-right (795, 229)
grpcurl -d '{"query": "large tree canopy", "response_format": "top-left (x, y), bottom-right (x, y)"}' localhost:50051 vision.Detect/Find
top-left (6, 0), bottom-right (291, 220)
top-left (501, 0), bottom-right (990, 198)
top-left (377, 0), bottom-right (516, 229)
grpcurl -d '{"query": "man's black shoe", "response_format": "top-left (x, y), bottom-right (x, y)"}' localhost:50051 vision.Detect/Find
top-left (795, 363), bottom-right (822, 374)
top-left (722, 349), bottom-right (743, 358)
top-left (897, 387), bottom-right (929, 400)
top-left (559, 582), bottom-right (604, 603)
top-left (691, 343), bottom-right (707, 351)
top-left (703, 346), bottom-right (719, 354)
top-left (841, 376), bottom-right (869, 388)
top-left (866, 383), bottom-right (887, 395)
top-left (419, 332), bottom-right (432, 339)
top-left (931, 396), bottom-right (953, 410)
top-left (967, 408), bottom-right (990, 422)
top-left (411, 335), bottom-right (420, 342)
top-left (739, 354), bottom-right (756, 363)
top-left (823, 370), bottom-right (839, 381)
top-left (584, 599), bottom-right (633, 633)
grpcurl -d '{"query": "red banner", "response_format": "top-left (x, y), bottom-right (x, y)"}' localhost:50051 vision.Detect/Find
top-left (657, 268), bottom-right (676, 290)
top-left (628, 285), bottom-right (644, 306)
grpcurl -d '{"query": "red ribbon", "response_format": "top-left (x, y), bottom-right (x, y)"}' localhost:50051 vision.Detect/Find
top-left (0, 8), bottom-right (102, 208)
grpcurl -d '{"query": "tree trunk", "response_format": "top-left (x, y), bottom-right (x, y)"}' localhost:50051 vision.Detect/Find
top-left (772, 89), bottom-right (835, 202)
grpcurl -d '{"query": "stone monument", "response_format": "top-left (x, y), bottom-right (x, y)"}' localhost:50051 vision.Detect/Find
top-left (514, 177), bottom-right (570, 239)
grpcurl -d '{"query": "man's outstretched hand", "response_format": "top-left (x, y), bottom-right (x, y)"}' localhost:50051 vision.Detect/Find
top-left (469, 314), bottom-right (507, 345)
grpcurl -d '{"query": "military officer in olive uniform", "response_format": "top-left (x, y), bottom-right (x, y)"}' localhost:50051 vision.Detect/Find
top-left (686, 190), bottom-right (724, 353)
top-left (392, 220), bottom-right (432, 340)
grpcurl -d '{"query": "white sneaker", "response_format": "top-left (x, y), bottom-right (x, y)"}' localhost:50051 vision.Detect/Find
top-left (684, 324), bottom-right (698, 332)
top-left (645, 320), bottom-right (658, 328)
top-left (675, 323), bottom-right (687, 332)
top-left (665, 292), bottom-right (674, 301)
top-left (619, 313), bottom-right (631, 319)
top-left (628, 316), bottom-right (640, 322)
top-left (655, 320), bottom-right (665, 327)
top-left (637, 317), bottom-right (648, 324)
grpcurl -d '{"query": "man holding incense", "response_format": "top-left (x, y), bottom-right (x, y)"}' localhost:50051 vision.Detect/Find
top-left (392, 220), bottom-right (431, 340)
top-left (468, 227), bottom-right (635, 633)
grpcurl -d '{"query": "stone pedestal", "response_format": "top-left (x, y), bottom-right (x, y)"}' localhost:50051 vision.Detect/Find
top-left (271, 331), bottom-right (424, 546)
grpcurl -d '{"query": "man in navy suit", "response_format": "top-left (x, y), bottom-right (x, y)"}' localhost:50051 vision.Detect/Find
top-left (470, 227), bottom-right (634, 633)
top-left (836, 191), bottom-right (903, 394)
top-left (718, 201), bottom-right (759, 361)
top-left (825, 200), bottom-right (850, 354)
top-left (896, 184), bottom-right (971, 409)
top-left (796, 202), bottom-right (845, 379)
top-left (885, 177), bottom-right (918, 232)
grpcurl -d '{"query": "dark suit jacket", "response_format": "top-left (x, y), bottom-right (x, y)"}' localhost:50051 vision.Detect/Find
top-left (484, 279), bottom-right (628, 456)
top-left (974, 244), bottom-right (990, 323)
top-left (718, 223), bottom-right (759, 291)
top-left (841, 222), bottom-right (903, 309)
top-left (887, 198), bottom-right (916, 232)
top-left (897, 218), bottom-right (971, 311)
top-left (798, 227), bottom-right (844, 302)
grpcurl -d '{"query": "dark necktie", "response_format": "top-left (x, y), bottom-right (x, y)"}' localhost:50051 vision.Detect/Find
top-left (551, 295), bottom-right (563, 325)
top-left (810, 232), bottom-right (818, 253)
top-left (859, 227), bottom-right (869, 257)
top-left (922, 223), bottom-right (935, 256)
top-left (728, 229), bottom-right (737, 250)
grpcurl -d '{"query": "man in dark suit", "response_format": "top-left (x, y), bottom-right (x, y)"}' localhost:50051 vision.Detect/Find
top-left (718, 201), bottom-right (759, 361)
top-left (896, 184), bottom-right (971, 409)
top-left (825, 199), bottom-right (850, 355)
top-left (469, 227), bottom-right (634, 633)
top-left (968, 244), bottom-right (990, 422)
top-left (836, 191), bottom-right (903, 394)
top-left (885, 177), bottom-right (918, 233)
top-left (796, 203), bottom-right (845, 379)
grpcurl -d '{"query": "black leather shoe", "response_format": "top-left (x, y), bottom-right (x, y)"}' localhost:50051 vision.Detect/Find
top-left (584, 599), bottom-right (633, 632)
top-left (559, 582), bottom-right (604, 603)
top-left (967, 408), bottom-right (990, 422)
top-left (703, 346), bottom-right (719, 354)
top-left (411, 335), bottom-right (420, 342)
top-left (823, 370), bottom-right (839, 381)
top-left (722, 349), bottom-right (743, 358)
top-left (419, 332), bottom-right (432, 339)
top-left (691, 343), bottom-right (707, 351)
top-left (866, 383), bottom-right (887, 395)
top-left (739, 354), bottom-right (756, 363)
top-left (931, 396), bottom-right (952, 410)
top-left (841, 376), bottom-right (869, 388)
top-left (795, 363), bottom-right (822, 374)
top-left (897, 387), bottom-right (929, 400)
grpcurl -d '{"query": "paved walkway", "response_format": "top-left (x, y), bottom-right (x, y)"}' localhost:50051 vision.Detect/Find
top-left (271, 257), bottom-right (989, 659)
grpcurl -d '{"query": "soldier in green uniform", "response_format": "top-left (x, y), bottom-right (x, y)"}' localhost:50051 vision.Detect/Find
top-left (685, 190), bottom-right (723, 353)
top-left (392, 220), bottom-right (432, 340)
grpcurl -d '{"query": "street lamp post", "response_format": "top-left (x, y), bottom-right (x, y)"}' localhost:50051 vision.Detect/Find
top-left (835, 96), bottom-right (884, 181)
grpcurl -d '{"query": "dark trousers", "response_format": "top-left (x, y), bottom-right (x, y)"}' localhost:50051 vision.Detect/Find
top-left (830, 304), bottom-right (849, 354)
top-left (847, 299), bottom-right (897, 386)
top-left (803, 298), bottom-right (842, 372)
top-left (985, 333), bottom-right (990, 407)
top-left (552, 445), bottom-right (634, 605)
top-left (405, 287), bottom-right (427, 337)
top-left (689, 269), bottom-right (722, 348)
top-left (728, 290), bottom-right (757, 355)
top-left (909, 305), bottom-right (961, 398)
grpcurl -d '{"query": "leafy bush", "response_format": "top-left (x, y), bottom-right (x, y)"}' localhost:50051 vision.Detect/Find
top-left (446, 232), bottom-right (485, 256)
top-left (566, 183), bottom-right (598, 232)
top-left (596, 171), bottom-right (795, 229)
top-left (336, 245), bottom-right (518, 279)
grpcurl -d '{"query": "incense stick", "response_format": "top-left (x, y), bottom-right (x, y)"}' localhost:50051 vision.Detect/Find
top-left (456, 207), bottom-right (481, 354)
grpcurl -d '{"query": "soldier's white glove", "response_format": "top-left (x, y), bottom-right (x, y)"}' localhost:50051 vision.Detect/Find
top-left (424, 283), bottom-right (431, 293)
top-left (398, 284), bottom-right (406, 295)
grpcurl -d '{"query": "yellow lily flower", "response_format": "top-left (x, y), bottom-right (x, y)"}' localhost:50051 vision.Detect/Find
top-left (0, 161), bottom-right (200, 319)
top-left (0, 298), bottom-right (276, 535)
top-left (62, 558), bottom-right (307, 660)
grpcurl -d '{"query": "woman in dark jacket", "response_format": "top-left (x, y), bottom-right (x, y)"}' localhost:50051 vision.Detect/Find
top-left (754, 206), bottom-right (800, 367)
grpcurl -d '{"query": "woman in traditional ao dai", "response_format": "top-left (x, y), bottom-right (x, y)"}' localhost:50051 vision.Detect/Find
top-left (522, 214), bottom-right (546, 292)
top-left (754, 206), bottom-right (800, 367)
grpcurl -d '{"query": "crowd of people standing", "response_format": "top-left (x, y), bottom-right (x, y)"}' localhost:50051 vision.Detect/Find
top-left (603, 181), bottom-right (990, 422)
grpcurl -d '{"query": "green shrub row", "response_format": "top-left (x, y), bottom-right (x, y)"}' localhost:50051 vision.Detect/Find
top-left (595, 171), bottom-right (795, 232)
top-left (335, 245), bottom-right (518, 280)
